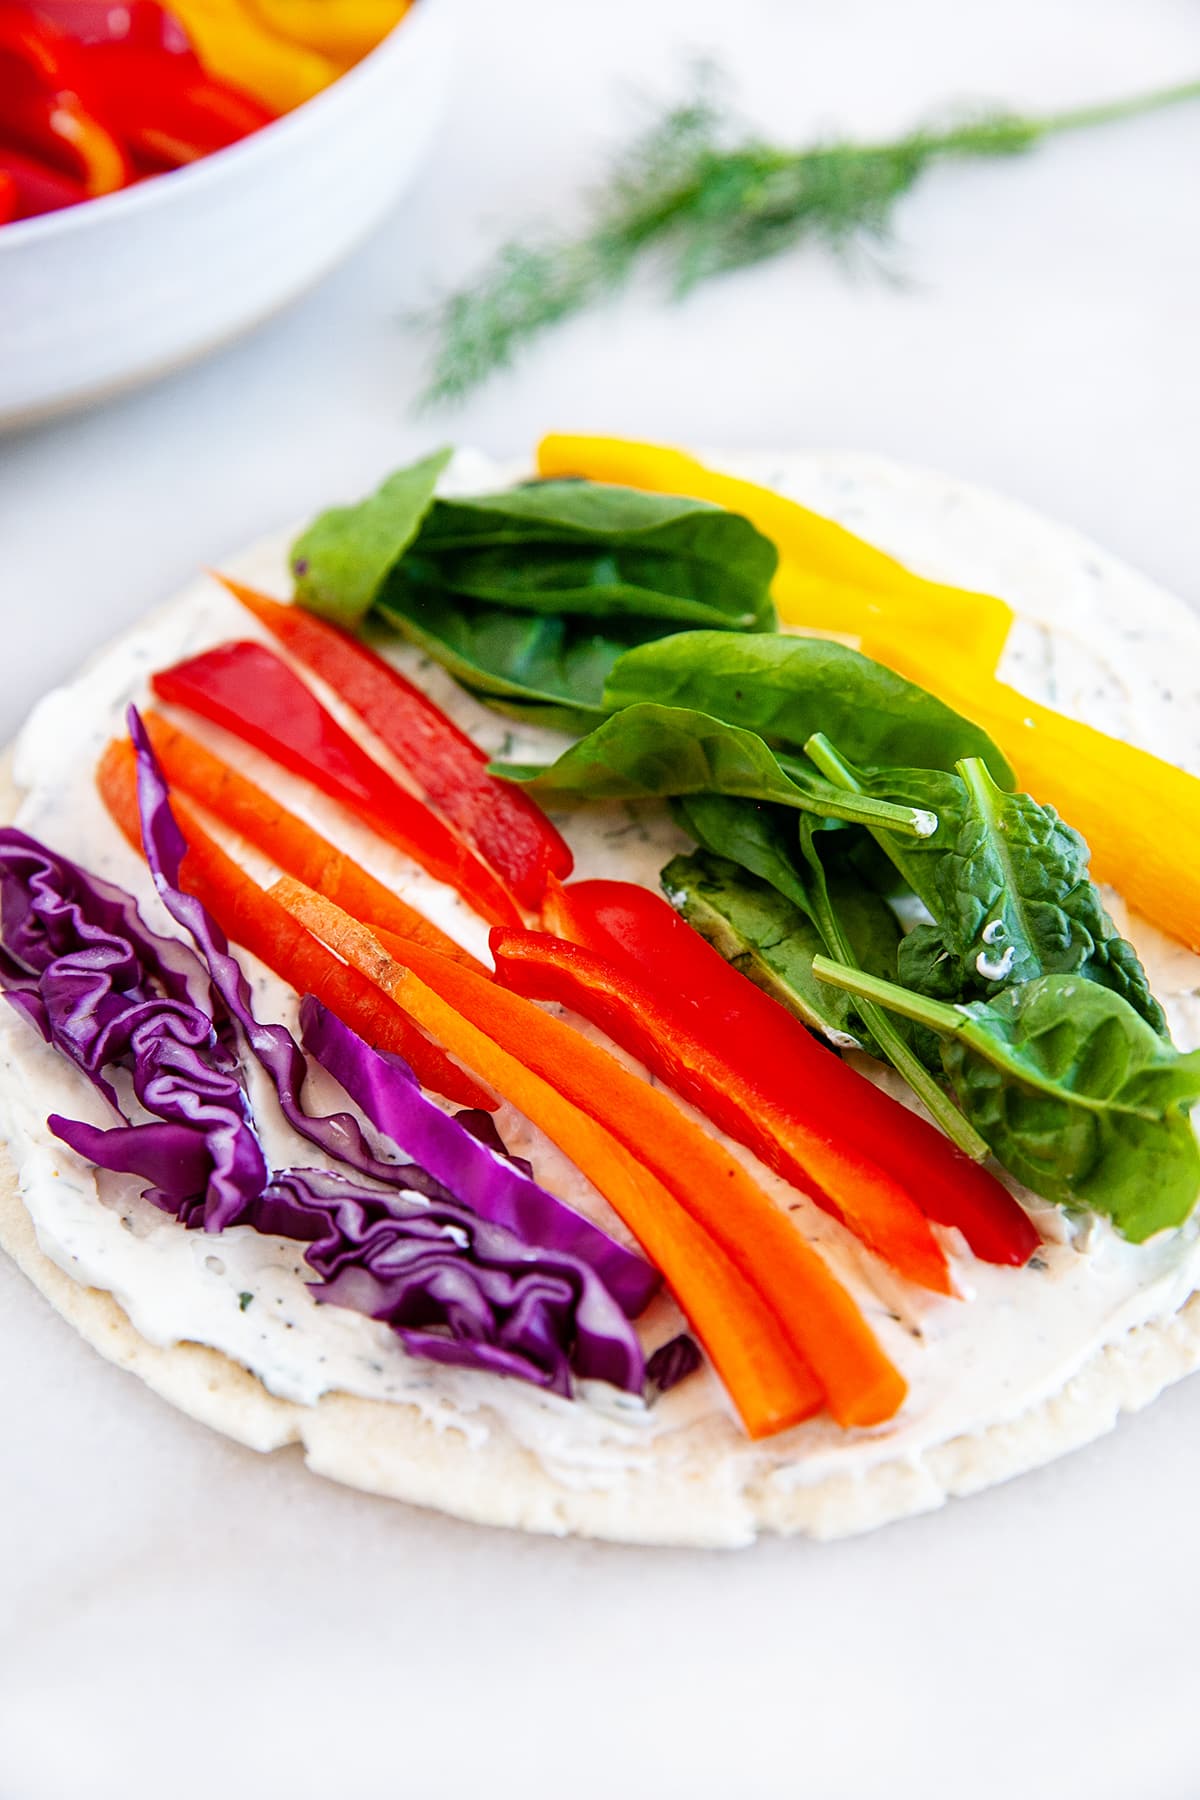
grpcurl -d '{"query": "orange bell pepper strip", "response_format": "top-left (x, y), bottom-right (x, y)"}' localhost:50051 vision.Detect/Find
top-left (218, 576), bottom-right (573, 912)
top-left (489, 925), bottom-right (953, 1296)
top-left (272, 877), bottom-right (908, 1429)
top-left (138, 709), bottom-right (487, 975)
top-left (538, 435), bottom-right (1200, 950)
top-left (97, 737), bottom-right (495, 1112)
top-left (152, 640), bottom-right (523, 927)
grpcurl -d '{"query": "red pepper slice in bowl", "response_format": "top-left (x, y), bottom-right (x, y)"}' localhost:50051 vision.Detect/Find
top-left (0, 144), bottom-right (87, 216)
top-left (0, 5), bottom-right (132, 194)
top-left (76, 44), bottom-right (276, 169)
top-left (29, 1), bottom-right (194, 53)
top-left (152, 640), bottom-right (524, 926)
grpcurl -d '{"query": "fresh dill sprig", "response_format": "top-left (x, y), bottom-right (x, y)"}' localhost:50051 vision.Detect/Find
top-left (419, 73), bottom-right (1200, 407)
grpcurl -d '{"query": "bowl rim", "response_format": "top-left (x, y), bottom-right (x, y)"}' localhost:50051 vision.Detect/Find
top-left (0, 0), bottom-right (438, 253)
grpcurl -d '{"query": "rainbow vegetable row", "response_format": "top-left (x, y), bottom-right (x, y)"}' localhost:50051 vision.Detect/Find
top-left (84, 573), bottom-right (1048, 1439)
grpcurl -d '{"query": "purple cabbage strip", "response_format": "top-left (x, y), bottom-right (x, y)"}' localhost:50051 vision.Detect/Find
top-left (301, 997), bottom-right (659, 1318)
top-left (0, 827), bottom-right (267, 1221)
top-left (252, 1169), bottom-right (643, 1393)
top-left (645, 1334), bottom-right (703, 1397)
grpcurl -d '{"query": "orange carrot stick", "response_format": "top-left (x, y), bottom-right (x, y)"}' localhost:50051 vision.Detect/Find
top-left (97, 739), bottom-right (495, 1113)
top-left (312, 930), bottom-right (820, 1433)
top-left (275, 879), bottom-right (907, 1429)
top-left (139, 709), bottom-right (487, 975)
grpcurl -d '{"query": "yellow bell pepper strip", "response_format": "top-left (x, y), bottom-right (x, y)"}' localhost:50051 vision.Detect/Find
top-left (165, 0), bottom-right (338, 111)
top-left (273, 876), bottom-right (908, 1430)
top-left (242, 0), bottom-right (409, 65)
top-left (537, 434), bottom-right (1015, 670)
top-left (538, 434), bottom-right (1200, 951)
top-left (880, 657), bottom-right (1200, 951)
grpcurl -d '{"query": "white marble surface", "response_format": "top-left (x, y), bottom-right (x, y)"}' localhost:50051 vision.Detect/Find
top-left (2, 1), bottom-right (1200, 1795)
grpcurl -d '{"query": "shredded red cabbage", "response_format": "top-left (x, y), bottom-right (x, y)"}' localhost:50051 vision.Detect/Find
top-left (253, 1168), bottom-right (643, 1392)
top-left (645, 1333), bottom-right (703, 1396)
top-left (0, 828), bottom-right (267, 1219)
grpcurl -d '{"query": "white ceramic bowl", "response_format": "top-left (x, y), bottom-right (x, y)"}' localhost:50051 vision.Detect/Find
top-left (0, 0), bottom-right (455, 428)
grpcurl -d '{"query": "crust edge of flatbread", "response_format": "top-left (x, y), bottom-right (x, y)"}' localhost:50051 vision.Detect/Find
top-left (6, 1143), bottom-right (1200, 1549)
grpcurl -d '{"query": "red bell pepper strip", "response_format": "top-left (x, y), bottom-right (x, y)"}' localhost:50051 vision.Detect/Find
top-left (218, 577), bottom-right (574, 911)
top-left (0, 26), bottom-right (132, 192)
top-left (76, 44), bottom-right (276, 168)
top-left (20, 86), bottom-right (131, 190)
top-left (0, 6), bottom-right (132, 194)
top-left (98, 736), bottom-right (495, 1112)
top-left (152, 640), bottom-right (523, 927)
top-left (0, 144), bottom-right (86, 216)
top-left (544, 879), bottom-right (1041, 1269)
top-left (0, 2), bottom-right (67, 81)
top-left (0, 168), bottom-right (15, 221)
top-left (490, 927), bottom-right (954, 1294)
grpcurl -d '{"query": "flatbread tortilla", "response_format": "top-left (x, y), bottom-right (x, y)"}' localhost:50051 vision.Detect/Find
top-left (3, 450), bottom-right (1199, 1549)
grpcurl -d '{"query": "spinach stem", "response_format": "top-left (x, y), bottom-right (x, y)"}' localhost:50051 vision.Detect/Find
top-left (803, 862), bottom-right (990, 1159)
top-left (803, 731), bottom-right (937, 875)
top-left (777, 762), bottom-right (931, 836)
top-left (813, 955), bottom-right (964, 1032)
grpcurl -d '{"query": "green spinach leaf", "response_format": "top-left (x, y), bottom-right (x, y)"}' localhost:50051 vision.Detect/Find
top-left (290, 448), bottom-right (451, 626)
top-left (796, 818), bottom-right (988, 1155)
top-left (394, 481), bottom-right (778, 629)
top-left (375, 584), bottom-right (670, 733)
top-left (808, 737), bottom-right (1167, 1033)
top-left (661, 847), bottom-right (863, 1044)
top-left (812, 960), bottom-right (1200, 1239)
top-left (604, 630), bottom-right (1014, 782)
top-left (670, 793), bottom-right (814, 911)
